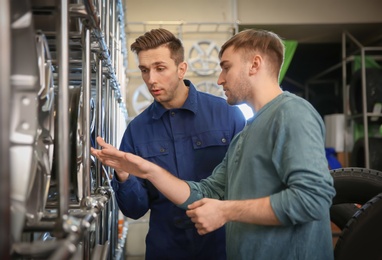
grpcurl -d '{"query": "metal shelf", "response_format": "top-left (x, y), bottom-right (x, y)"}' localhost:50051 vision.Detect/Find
top-left (304, 31), bottom-right (382, 168)
top-left (341, 32), bottom-right (382, 169)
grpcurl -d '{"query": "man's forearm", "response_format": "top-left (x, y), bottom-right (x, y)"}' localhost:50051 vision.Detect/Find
top-left (223, 197), bottom-right (281, 226)
top-left (91, 139), bottom-right (191, 205)
top-left (146, 163), bottom-right (191, 205)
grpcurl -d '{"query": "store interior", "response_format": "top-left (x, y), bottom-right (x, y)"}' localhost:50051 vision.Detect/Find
top-left (1, 0), bottom-right (382, 259)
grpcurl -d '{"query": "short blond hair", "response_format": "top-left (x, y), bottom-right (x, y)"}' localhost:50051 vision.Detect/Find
top-left (220, 29), bottom-right (285, 79)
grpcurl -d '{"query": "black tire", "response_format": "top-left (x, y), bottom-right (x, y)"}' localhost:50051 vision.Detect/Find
top-left (330, 204), bottom-right (359, 230)
top-left (350, 137), bottom-right (382, 172)
top-left (334, 193), bottom-right (382, 260)
top-left (349, 68), bottom-right (382, 124)
top-left (330, 167), bottom-right (382, 205)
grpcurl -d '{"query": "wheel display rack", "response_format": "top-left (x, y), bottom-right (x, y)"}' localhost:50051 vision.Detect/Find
top-left (2, 0), bottom-right (129, 259)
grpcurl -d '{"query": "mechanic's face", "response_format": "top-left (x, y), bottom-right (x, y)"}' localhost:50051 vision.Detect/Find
top-left (138, 46), bottom-right (186, 109)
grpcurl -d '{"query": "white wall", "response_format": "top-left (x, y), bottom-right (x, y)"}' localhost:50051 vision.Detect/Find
top-left (238, 0), bottom-right (382, 24)
top-left (125, 0), bottom-right (382, 24)
top-left (125, 0), bottom-right (234, 22)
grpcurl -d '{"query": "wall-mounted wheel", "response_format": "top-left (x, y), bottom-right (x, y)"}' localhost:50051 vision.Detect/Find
top-left (188, 40), bottom-right (220, 76)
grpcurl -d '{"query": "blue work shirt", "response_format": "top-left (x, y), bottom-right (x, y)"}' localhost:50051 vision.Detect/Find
top-left (111, 80), bottom-right (246, 260)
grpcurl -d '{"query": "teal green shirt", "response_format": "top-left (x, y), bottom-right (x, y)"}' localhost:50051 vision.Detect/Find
top-left (180, 91), bottom-right (336, 260)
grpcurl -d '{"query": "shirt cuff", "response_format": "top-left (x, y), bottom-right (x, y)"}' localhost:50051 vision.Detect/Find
top-left (111, 172), bottom-right (135, 191)
top-left (177, 181), bottom-right (204, 210)
top-left (270, 192), bottom-right (293, 226)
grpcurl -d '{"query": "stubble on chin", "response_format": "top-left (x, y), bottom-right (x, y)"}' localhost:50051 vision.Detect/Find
top-left (226, 97), bottom-right (237, 106)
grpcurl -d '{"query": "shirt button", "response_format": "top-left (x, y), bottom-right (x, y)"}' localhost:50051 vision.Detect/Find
top-left (196, 141), bottom-right (202, 146)
top-left (221, 138), bottom-right (227, 143)
top-left (160, 148), bottom-right (166, 153)
top-left (171, 111), bottom-right (175, 116)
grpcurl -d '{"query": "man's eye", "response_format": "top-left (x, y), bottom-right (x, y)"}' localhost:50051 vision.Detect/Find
top-left (157, 67), bottom-right (165, 71)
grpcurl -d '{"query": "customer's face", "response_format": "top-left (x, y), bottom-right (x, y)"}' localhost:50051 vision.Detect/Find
top-left (218, 46), bottom-right (252, 106)
top-left (138, 46), bottom-right (185, 108)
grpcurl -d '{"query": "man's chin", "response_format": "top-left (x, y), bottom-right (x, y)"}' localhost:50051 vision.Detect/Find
top-left (228, 99), bottom-right (246, 107)
top-left (226, 99), bottom-right (237, 106)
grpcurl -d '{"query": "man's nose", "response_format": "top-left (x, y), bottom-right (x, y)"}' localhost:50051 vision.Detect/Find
top-left (217, 72), bottom-right (224, 85)
top-left (147, 71), bottom-right (157, 85)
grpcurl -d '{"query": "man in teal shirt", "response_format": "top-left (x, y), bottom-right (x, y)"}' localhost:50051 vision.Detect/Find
top-left (92, 29), bottom-right (336, 260)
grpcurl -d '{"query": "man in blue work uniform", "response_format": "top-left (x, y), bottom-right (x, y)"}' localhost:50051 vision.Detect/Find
top-left (111, 28), bottom-right (245, 259)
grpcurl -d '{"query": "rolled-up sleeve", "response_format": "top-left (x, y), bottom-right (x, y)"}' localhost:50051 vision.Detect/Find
top-left (269, 100), bottom-right (336, 225)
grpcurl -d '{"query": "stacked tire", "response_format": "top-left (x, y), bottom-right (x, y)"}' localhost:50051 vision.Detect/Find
top-left (329, 168), bottom-right (382, 260)
top-left (349, 68), bottom-right (382, 171)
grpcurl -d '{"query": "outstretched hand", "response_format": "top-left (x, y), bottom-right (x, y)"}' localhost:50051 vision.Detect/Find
top-left (90, 136), bottom-right (152, 179)
top-left (91, 136), bottom-right (191, 204)
top-left (91, 136), bottom-right (125, 173)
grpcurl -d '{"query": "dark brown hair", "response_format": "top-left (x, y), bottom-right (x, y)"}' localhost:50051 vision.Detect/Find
top-left (130, 28), bottom-right (184, 65)
top-left (219, 29), bottom-right (285, 79)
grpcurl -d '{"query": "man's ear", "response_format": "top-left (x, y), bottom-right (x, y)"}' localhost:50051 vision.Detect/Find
top-left (249, 55), bottom-right (262, 75)
top-left (178, 62), bottom-right (188, 79)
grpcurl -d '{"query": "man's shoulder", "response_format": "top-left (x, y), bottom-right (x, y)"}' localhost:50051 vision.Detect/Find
top-left (280, 92), bottom-right (317, 114)
top-left (197, 91), bottom-right (231, 108)
top-left (274, 92), bottom-right (323, 126)
top-left (129, 105), bottom-right (154, 125)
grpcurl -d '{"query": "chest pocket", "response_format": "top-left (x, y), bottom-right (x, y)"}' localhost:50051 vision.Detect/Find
top-left (191, 130), bottom-right (230, 149)
top-left (135, 141), bottom-right (169, 159)
top-left (192, 131), bottom-right (231, 179)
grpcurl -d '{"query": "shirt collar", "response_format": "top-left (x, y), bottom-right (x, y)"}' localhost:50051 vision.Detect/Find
top-left (152, 79), bottom-right (198, 119)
